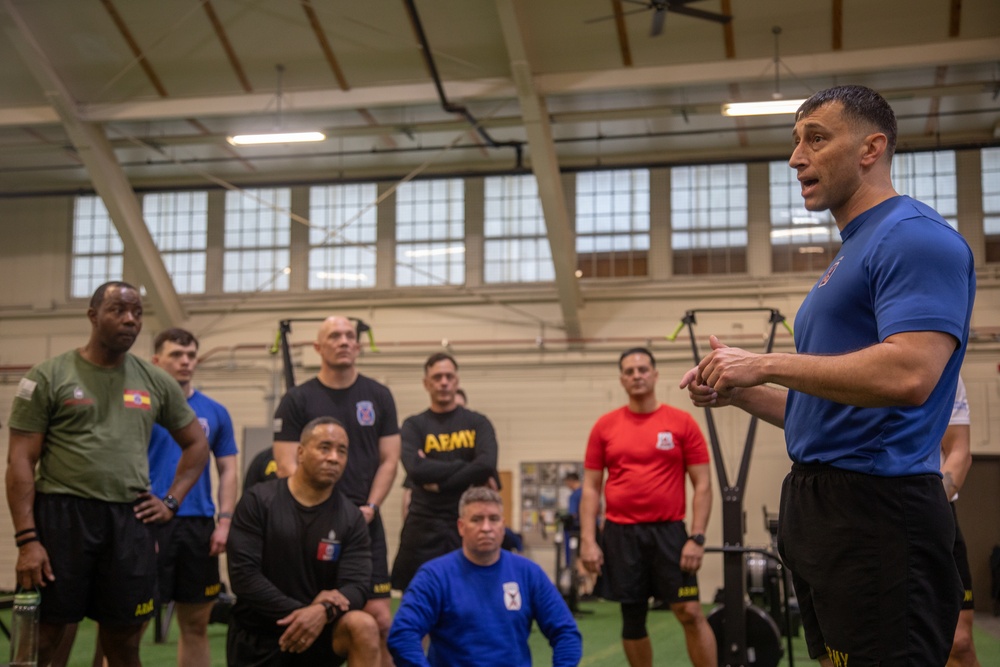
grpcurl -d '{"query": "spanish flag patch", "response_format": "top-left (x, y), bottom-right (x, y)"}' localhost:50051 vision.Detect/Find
top-left (124, 389), bottom-right (151, 410)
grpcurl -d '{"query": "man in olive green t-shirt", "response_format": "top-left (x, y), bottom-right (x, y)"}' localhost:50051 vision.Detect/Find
top-left (5, 281), bottom-right (209, 667)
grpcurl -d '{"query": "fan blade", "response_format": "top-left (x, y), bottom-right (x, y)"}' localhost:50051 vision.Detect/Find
top-left (585, 5), bottom-right (651, 24)
top-left (650, 7), bottom-right (667, 36)
top-left (668, 4), bottom-right (732, 24)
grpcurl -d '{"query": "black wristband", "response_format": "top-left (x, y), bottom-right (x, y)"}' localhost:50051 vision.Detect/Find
top-left (14, 528), bottom-right (37, 539)
top-left (16, 536), bottom-right (40, 548)
top-left (217, 512), bottom-right (233, 520)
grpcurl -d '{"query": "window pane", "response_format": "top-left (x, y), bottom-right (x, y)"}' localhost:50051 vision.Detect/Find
top-left (395, 179), bottom-right (465, 286)
top-left (671, 164), bottom-right (747, 275)
top-left (308, 183), bottom-right (378, 291)
top-left (892, 150), bottom-right (957, 229)
top-left (70, 196), bottom-right (124, 298)
top-left (576, 169), bottom-right (650, 278)
top-left (483, 175), bottom-right (555, 284)
top-left (223, 189), bottom-right (291, 293)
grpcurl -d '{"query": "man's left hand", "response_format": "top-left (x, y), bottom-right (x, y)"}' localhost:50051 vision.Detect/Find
top-left (134, 491), bottom-right (173, 524)
top-left (679, 540), bottom-right (705, 574)
top-left (209, 521), bottom-right (230, 556)
top-left (359, 504), bottom-right (376, 525)
top-left (277, 604), bottom-right (326, 653)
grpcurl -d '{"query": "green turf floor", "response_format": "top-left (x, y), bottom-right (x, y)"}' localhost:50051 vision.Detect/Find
top-left (2, 600), bottom-right (1000, 665)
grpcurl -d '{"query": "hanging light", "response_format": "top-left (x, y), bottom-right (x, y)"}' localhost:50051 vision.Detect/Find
top-left (227, 65), bottom-right (326, 146)
top-left (721, 27), bottom-right (808, 117)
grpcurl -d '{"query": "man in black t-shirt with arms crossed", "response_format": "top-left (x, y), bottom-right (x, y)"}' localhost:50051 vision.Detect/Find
top-left (391, 352), bottom-right (499, 591)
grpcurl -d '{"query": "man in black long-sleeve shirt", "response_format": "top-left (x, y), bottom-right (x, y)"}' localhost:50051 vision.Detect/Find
top-left (391, 353), bottom-right (499, 591)
top-left (227, 416), bottom-right (380, 666)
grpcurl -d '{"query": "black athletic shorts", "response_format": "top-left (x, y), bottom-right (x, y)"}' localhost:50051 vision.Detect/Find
top-left (598, 519), bottom-right (701, 605)
top-left (155, 516), bottom-right (221, 605)
top-left (226, 622), bottom-right (344, 667)
top-left (369, 513), bottom-right (391, 599)
top-left (778, 463), bottom-right (962, 665)
top-left (952, 503), bottom-right (975, 611)
top-left (390, 513), bottom-right (462, 592)
top-left (35, 493), bottom-right (158, 625)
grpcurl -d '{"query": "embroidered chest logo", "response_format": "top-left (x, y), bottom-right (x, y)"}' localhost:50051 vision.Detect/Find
top-left (124, 389), bottom-right (151, 410)
top-left (317, 530), bottom-right (341, 562)
top-left (656, 432), bottom-right (674, 450)
top-left (817, 256), bottom-right (844, 288)
top-left (503, 582), bottom-right (522, 611)
top-left (356, 401), bottom-right (376, 426)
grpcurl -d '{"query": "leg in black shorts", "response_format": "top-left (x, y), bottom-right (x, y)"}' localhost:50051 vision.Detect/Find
top-left (156, 516), bottom-right (221, 605)
top-left (778, 464), bottom-right (962, 665)
top-left (390, 513), bottom-right (461, 592)
top-left (35, 493), bottom-right (158, 625)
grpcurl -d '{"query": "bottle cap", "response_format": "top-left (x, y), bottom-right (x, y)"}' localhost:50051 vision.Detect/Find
top-left (13, 590), bottom-right (40, 606)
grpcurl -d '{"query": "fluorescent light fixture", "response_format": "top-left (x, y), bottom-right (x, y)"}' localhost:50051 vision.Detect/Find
top-left (403, 247), bottom-right (465, 258)
top-left (227, 131), bottom-right (326, 146)
top-left (798, 246), bottom-right (826, 254)
top-left (770, 226), bottom-right (831, 239)
top-left (721, 99), bottom-right (807, 117)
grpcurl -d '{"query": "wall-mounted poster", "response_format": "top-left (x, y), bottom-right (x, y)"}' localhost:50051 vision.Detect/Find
top-left (519, 461), bottom-right (584, 547)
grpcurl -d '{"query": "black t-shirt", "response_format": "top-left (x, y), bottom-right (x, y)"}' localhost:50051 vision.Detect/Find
top-left (228, 479), bottom-right (371, 636)
top-left (243, 448), bottom-right (277, 493)
top-left (400, 406), bottom-right (498, 522)
top-left (274, 376), bottom-right (399, 504)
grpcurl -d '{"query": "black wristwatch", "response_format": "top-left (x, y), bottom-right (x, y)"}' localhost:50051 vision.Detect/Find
top-left (162, 494), bottom-right (180, 514)
top-left (321, 601), bottom-right (336, 624)
top-left (687, 533), bottom-right (706, 547)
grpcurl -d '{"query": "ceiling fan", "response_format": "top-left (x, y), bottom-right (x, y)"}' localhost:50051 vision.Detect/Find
top-left (588, 0), bottom-right (732, 37)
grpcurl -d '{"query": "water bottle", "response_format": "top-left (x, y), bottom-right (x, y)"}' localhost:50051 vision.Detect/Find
top-left (10, 589), bottom-right (40, 667)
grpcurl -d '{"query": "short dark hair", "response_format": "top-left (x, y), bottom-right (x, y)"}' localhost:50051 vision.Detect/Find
top-left (563, 472), bottom-right (580, 482)
top-left (459, 486), bottom-right (503, 514)
top-left (154, 328), bottom-right (198, 353)
top-left (456, 388), bottom-right (468, 403)
top-left (796, 85), bottom-right (897, 160)
top-left (424, 352), bottom-right (458, 373)
top-left (300, 416), bottom-right (347, 445)
top-left (618, 347), bottom-right (655, 370)
top-left (89, 281), bottom-right (138, 310)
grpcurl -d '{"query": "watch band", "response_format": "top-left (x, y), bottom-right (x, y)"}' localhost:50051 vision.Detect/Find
top-left (162, 494), bottom-right (180, 514)
top-left (321, 601), bottom-right (336, 624)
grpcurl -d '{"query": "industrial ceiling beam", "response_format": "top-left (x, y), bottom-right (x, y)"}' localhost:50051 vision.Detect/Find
top-left (0, 37), bottom-right (995, 128)
top-left (495, 0), bottom-right (582, 340)
top-left (4, 0), bottom-right (185, 327)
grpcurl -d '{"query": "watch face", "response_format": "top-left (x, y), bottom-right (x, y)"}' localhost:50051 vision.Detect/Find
top-left (690, 534), bottom-right (705, 546)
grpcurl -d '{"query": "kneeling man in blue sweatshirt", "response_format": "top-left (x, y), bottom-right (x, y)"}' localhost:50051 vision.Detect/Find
top-left (388, 486), bottom-right (582, 667)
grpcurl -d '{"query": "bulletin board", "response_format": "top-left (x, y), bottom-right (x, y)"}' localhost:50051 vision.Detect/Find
top-left (519, 461), bottom-right (583, 547)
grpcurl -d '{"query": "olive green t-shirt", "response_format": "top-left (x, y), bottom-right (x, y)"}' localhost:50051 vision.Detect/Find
top-left (9, 349), bottom-right (196, 503)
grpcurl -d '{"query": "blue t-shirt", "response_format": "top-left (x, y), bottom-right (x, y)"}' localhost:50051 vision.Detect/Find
top-left (388, 550), bottom-right (582, 667)
top-left (148, 390), bottom-right (238, 517)
top-left (568, 487), bottom-right (582, 520)
top-left (785, 196), bottom-right (975, 477)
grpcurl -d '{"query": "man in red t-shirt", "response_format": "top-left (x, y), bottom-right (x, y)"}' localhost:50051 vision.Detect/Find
top-left (579, 348), bottom-right (716, 667)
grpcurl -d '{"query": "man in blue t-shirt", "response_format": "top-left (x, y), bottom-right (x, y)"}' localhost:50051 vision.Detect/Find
top-left (681, 86), bottom-right (975, 666)
top-left (148, 328), bottom-right (238, 667)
